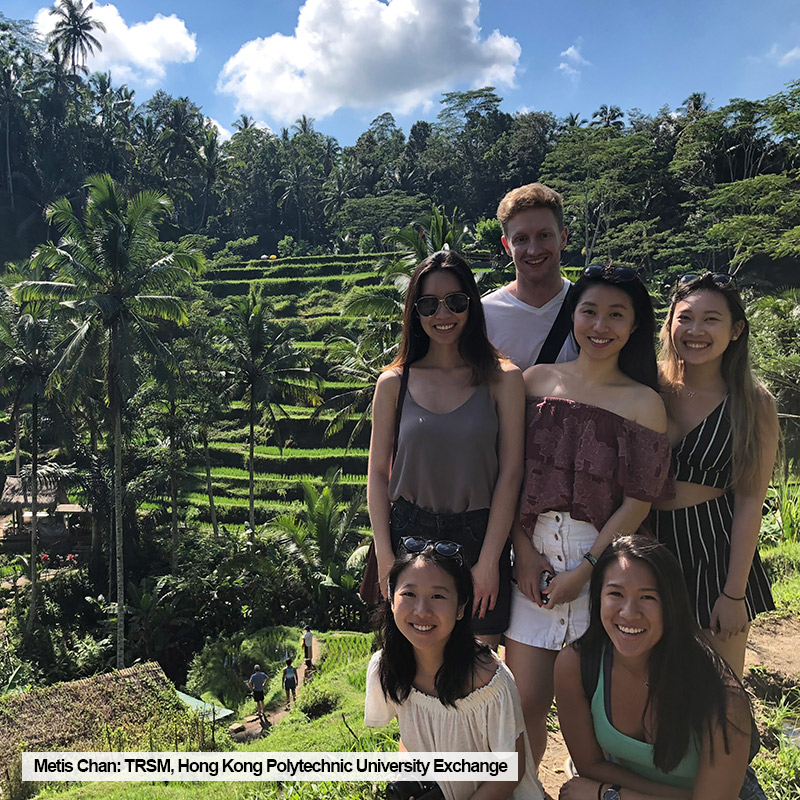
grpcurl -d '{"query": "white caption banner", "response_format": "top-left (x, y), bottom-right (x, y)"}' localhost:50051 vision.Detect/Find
top-left (22, 752), bottom-right (517, 782)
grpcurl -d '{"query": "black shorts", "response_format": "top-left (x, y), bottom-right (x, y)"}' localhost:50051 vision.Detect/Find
top-left (389, 497), bottom-right (511, 636)
top-left (284, 678), bottom-right (297, 690)
top-left (253, 690), bottom-right (264, 702)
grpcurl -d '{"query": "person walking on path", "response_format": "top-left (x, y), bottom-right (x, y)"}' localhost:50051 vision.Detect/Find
top-left (303, 627), bottom-right (313, 665)
top-left (282, 658), bottom-right (298, 709)
top-left (248, 664), bottom-right (267, 717)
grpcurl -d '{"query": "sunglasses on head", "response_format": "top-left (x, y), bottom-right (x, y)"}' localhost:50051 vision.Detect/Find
top-left (400, 536), bottom-right (464, 564)
top-left (678, 272), bottom-right (737, 289)
top-left (415, 292), bottom-right (470, 317)
top-left (583, 264), bottom-right (638, 282)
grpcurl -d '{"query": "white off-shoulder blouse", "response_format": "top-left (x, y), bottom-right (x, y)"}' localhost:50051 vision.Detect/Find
top-left (364, 651), bottom-right (543, 800)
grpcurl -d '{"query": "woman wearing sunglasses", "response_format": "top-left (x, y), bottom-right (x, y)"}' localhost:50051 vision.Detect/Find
top-left (367, 250), bottom-right (525, 645)
top-left (651, 273), bottom-right (778, 678)
top-left (365, 538), bottom-right (544, 800)
top-left (505, 265), bottom-right (674, 767)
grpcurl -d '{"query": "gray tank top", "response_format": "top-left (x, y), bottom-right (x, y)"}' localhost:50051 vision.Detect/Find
top-left (388, 382), bottom-right (499, 514)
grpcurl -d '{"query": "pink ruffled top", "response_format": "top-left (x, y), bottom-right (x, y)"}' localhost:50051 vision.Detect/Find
top-left (520, 396), bottom-right (675, 533)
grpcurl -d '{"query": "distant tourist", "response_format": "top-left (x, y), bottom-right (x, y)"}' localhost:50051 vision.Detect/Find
top-left (555, 536), bottom-right (766, 800)
top-left (282, 658), bottom-right (298, 709)
top-left (505, 266), bottom-right (673, 767)
top-left (365, 540), bottom-right (544, 800)
top-left (248, 664), bottom-right (267, 717)
top-left (651, 273), bottom-right (778, 678)
top-left (367, 250), bottom-right (524, 646)
top-left (482, 183), bottom-right (578, 370)
top-left (303, 626), bottom-right (313, 665)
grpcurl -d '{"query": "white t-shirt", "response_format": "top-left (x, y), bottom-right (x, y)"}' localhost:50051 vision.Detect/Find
top-left (482, 278), bottom-right (578, 370)
top-left (303, 631), bottom-right (313, 647)
top-left (364, 651), bottom-right (543, 800)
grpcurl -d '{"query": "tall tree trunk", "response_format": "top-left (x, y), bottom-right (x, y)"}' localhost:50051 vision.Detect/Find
top-left (170, 398), bottom-right (179, 573)
top-left (248, 397), bottom-right (255, 534)
top-left (14, 405), bottom-right (22, 533)
top-left (4, 106), bottom-right (14, 213)
top-left (25, 397), bottom-right (38, 636)
top-left (203, 433), bottom-right (219, 537)
top-left (89, 410), bottom-right (101, 560)
top-left (113, 400), bottom-right (124, 668)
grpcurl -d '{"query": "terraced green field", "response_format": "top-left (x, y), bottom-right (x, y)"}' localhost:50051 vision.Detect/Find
top-left (181, 253), bottom-right (381, 524)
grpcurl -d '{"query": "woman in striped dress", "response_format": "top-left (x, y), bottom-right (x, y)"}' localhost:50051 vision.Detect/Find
top-left (651, 273), bottom-right (778, 678)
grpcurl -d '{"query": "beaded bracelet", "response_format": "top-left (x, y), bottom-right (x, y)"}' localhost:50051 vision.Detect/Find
top-left (721, 589), bottom-right (746, 602)
top-left (583, 551), bottom-right (598, 569)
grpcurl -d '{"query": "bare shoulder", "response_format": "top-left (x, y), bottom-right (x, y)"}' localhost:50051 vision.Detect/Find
top-left (472, 651), bottom-right (503, 691)
top-left (629, 384), bottom-right (668, 433)
top-left (498, 357), bottom-right (522, 377)
top-left (494, 360), bottom-right (524, 392)
top-left (522, 363), bottom-right (560, 395)
top-left (375, 367), bottom-right (402, 394)
top-left (756, 385), bottom-right (779, 424)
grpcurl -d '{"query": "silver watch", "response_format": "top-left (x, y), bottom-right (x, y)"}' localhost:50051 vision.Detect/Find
top-left (602, 786), bottom-right (621, 800)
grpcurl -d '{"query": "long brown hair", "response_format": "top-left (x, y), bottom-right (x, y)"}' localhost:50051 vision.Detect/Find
top-left (386, 250), bottom-right (500, 385)
top-left (659, 275), bottom-right (771, 491)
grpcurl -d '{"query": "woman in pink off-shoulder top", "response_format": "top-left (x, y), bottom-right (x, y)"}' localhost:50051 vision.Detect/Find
top-left (504, 265), bottom-right (674, 769)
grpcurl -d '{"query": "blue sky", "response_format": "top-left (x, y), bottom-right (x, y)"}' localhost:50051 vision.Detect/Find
top-left (5, 0), bottom-right (800, 144)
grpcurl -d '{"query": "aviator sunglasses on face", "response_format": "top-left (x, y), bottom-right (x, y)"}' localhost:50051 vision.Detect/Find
top-left (678, 272), bottom-right (738, 289)
top-left (583, 264), bottom-right (638, 282)
top-left (400, 536), bottom-right (464, 565)
top-left (415, 292), bottom-right (470, 317)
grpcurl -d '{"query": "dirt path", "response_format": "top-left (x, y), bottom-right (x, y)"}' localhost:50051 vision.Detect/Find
top-left (229, 635), bottom-right (322, 742)
top-left (535, 613), bottom-right (800, 799)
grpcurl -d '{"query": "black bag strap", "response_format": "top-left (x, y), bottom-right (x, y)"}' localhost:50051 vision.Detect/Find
top-left (535, 284), bottom-right (576, 365)
top-left (392, 363), bottom-right (410, 464)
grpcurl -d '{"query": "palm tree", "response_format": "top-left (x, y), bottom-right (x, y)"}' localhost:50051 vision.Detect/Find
top-left (24, 173), bottom-right (203, 667)
top-left (562, 112), bottom-right (588, 130)
top-left (268, 468), bottom-right (365, 628)
top-left (194, 126), bottom-right (227, 231)
top-left (48, 0), bottom-right (106, 75)
top-left (590, 104), bottom-right (625, 130)
top-left (233, 114), bottom-right (256, 132)
top-left (0, 302), bottom-right (58, 635)
top-left (312, 325), bottom-right (397, 450)
top-left (216, 288), bottom-right (321, 530)
top-left (275, 161), bottom-right (317, 241)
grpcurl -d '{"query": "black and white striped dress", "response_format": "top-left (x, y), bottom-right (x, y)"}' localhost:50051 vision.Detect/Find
top-left (651, 397), bottom-right (774, 628)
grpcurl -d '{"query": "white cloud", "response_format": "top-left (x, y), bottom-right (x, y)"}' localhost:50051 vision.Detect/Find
top-left (34, 3), bottom-right (197, 86)
top-left (767, 43), bottom-right (800, 67)
top-left (560, 44), bottom-right (590, 66)
top-left (557, 38), bottom-right (590, 84)
top-left (217, 0), bottom-right (520, 122)
top-left (207, 118), bottom-right (233, 142)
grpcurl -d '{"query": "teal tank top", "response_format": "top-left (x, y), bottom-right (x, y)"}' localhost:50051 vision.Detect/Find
top-left (590, 646), bottom-right (700, 789)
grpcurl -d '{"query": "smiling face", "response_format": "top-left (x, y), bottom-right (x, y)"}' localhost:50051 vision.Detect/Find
top-left (501, 207), bottom-right (568, 293)
top-left (417, 269), bottom-right (468, 345)
top-left (670, 289), bottom-right (744, 368)
top-left (600, 557), bottom-right (664, 660)
top-left (572, 283), bottom-right (637, 361)
top-left (390, 558), bottom-right (465, 655)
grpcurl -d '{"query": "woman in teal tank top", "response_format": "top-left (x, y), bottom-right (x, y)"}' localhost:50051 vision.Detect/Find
top-left (554, 537), bottom-right (765, 800)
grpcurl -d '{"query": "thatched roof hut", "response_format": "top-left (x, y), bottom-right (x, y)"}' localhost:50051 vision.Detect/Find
top-left (0, 475), bottom-right (68, 509)
top-left (0, 662), bottom-right (215, 781)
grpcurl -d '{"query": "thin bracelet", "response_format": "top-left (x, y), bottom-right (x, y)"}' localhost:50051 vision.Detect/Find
top-left (721, 589), bottom-right (746, 601)
top-left (597, 783), bottom-right (606, 800)
top-left (584, 551), bottom-right (598, 569)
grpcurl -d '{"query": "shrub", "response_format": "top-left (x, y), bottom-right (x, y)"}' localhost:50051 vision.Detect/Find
top-left (296, 683), bottom-right (341, 719)
top-left (475, 217), bottom-right (504, 253)
top-left (278, 235), bottom-right (298, 258)
top-left (358, 233), bottom-right (377, 254)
